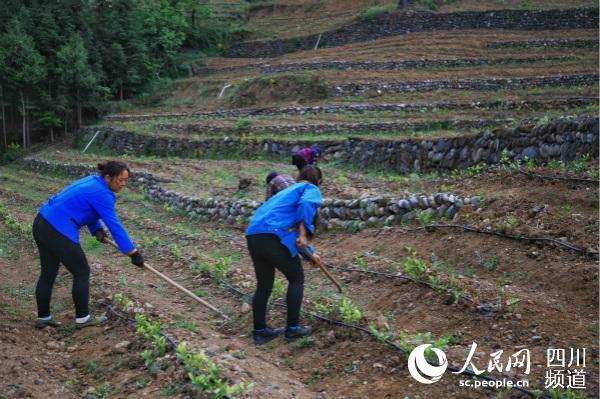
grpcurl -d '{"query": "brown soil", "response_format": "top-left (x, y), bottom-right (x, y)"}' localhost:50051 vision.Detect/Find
top-left (1, 156), bottom-right (598, 398)
top-left (242, 1), bottom-right (596, 40)
top-left (207, 29), bottom-right (598, 67)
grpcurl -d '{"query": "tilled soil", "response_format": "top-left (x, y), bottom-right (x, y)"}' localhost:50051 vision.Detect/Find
top-left (0, 161), bottom-right (597, 398)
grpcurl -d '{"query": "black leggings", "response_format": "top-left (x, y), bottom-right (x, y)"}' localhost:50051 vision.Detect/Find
top-left (246, 234), bottom-right (304, 330)
top-left (33, 214), bottom-right (90, 318)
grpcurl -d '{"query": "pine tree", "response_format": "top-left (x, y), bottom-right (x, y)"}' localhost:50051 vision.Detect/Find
top-left (56, 32), bottom-right (98, 128)
top-left (0, 18), bottom-right (46, 149)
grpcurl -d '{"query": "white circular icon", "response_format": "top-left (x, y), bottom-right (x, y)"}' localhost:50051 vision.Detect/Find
top-left (407, 344), bottom-right (448, 384)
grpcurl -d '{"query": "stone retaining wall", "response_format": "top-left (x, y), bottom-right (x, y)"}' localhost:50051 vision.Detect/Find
top-left (227, 7), bottom-right (597, 57)
top-left (23, 158), bottom-right (480, 230)
top-left (156, 117), bottom-right (513, 137)
top-left (104, 97), bottom-right (597, 122)
top-left (24, 159), bottom-right (164, 186)
top-left (82, 116), bottom-right (599, 174)
top-left (332, 74), bottom-right (598, 96)
top-left (486, 39), bottom-right (598, 48)
top-left (193, 56), bottom-right (570, 76)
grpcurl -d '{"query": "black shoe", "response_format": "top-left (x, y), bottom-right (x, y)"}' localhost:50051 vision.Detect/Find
top-left (284, 326), bottom-right (313, 342)
top-left (75, 315), bottom-right (108, 329)
top-left (253, 327), bottom-right (284, 345)
top-left (34, 318), bottom-right (62, 329)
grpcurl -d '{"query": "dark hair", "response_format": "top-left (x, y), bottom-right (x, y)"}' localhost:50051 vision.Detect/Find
top-left (298, 165), bottom-right (322, 186)
top-left (97, 161), bottom-right (130, 178)
top-left (266, 171), bottom-right (278, 184)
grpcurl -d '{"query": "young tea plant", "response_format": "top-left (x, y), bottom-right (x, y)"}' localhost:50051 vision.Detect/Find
top-left (337, 297), bottom-right (362, 324)
top-left (176, 343), bottom-right (250, 398)
top-left (404, 247), bottom-right (428, 280)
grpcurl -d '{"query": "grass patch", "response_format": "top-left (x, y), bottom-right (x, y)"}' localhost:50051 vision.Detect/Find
top-left (228, 72), bottom-right (329, 108)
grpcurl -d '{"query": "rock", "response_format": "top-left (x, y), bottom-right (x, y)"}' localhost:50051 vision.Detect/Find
top-left (267, 384), bottom-right (280, 391)
top-left (398, 199), bottom-right (411, 210)
top-left (240, 302), bottom-right (251, 313)
top-left (522, 146), bottom-right (539, 159)
top-left (326, 330), bottom-right (336, 344)
top-left (46, 341), bottom-right (60, 350)
top-left (114, 341), bottom-right (131, 354)
top-left (83, 387), bottom-right (96, 396)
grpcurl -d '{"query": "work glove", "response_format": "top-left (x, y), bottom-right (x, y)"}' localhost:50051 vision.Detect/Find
top-left (130, 252), bottom-right (145, 268)
top-left (95, 229), bottom-right (107, 243)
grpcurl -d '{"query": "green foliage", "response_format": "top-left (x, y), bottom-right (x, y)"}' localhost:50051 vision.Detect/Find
top-left (0, 143), bottom-right (22, 163)
top-left (352, 254), bottom-right (368, 269)
top-left (176, 343), bottom-right (250, 398)
top-left (228, 73), bottom-right (329, 108)
top-left (415, 0), bottom-right (441, 10)
top-left (314, 295), bottom-right (362, 324)
top-left (338, 297), bottom-right (362, 324)
top-left (475, 251), bottom-right (498, 272)
top-left (272, 277), bottom-right (285, 298)
top-left (403, 247), bottom-right (428, 280)
top-left (93, 382), bottom-right (110, 399)
top-left (397, 331), bottom-right (456, 361)
top-left (196, 256), bottom-right (232, 280)
top-left (416, 209), bottom-right (436, 226)
top-left (0, 201), bottom-right (31, 238)
top-left (236, 117), bottom-right (252, 132)
top-left (369, 324), bottom-right (394, 344)
top-left (0, 0), bottom-right (240, 147)
top-left (169, 320), bottom-right (197, 332)
top-left (361, 6), bottom-right (389, 21)
top-left (548, 388), bottom-right (587, 399)
top-left (296, 336), bottom-right (315, 348)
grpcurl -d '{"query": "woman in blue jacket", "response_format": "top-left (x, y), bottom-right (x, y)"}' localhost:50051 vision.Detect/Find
top-left (33, 161), bottom-right (144, 329)
top-left (246, 165), bottom-right (323, 345)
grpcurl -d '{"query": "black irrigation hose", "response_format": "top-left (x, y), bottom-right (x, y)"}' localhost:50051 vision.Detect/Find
top-left (516, 168), bottom-right (600, 184)
top-left (419, 224), bottom-right (599, 258)
top-left (98, 300), bottom-right (182, 351)
top-left (321, 263), bottom-right (496, 316)
top-left (218, 278), bottom-right (546, 398)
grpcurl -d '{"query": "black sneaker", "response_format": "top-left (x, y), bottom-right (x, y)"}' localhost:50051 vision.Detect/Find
top-left (75, 315), bottom-right (108, 329)
top-left (253, 327), bottom-right (284, 345)
top-left (34, 318), bottom-right (62, 329)
top-left (284, 326), bottom-right (313, 342)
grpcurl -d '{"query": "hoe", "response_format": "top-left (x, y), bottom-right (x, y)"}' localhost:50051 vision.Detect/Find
top-left (104, 238), bottom-right (228, 319)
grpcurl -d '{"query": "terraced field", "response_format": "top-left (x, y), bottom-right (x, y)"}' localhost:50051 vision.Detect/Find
top-left (1, 1), bottom-right (598, 398)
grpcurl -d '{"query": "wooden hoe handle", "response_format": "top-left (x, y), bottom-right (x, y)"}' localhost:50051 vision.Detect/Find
top-left (105, 239), bottom-right (227, 319)
top-left (301, 244), bottom-right (343, 293)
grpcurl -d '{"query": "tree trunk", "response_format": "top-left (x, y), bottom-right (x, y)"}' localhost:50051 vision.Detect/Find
top-left (50, 127), bottom-right (54, 144)
top-left (64, 114), bottom-right (67, 135)
top-left (76, 87), bottom-right (82, 128)
top-left (27, 98), bottom-right (30, 148)
top-left (119, 83), bottom-right (124, 101)
top-left (0, 84), bottom-right (6, 150)
top-left (20, 90), bottom-right (26, 150)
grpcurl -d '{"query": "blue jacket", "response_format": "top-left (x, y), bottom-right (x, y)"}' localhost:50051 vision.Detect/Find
top-left (39, 175), bottom-right (135, 253)
top-left (246, 182), bottom-right (322, 258)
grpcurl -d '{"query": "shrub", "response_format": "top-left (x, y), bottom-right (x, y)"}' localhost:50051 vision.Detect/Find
top-left (236, 118), bottom-right (252, 132)
top-left (404, 247), bottom-right (428, 280)
top-left (361, 6), bottom-right (388, 21)
top-left (1, 143), bottom-right (22, 163)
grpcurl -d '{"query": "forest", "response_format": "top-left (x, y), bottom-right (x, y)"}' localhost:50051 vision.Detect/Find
top-left (0, 0), bottom-right (240, 156)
